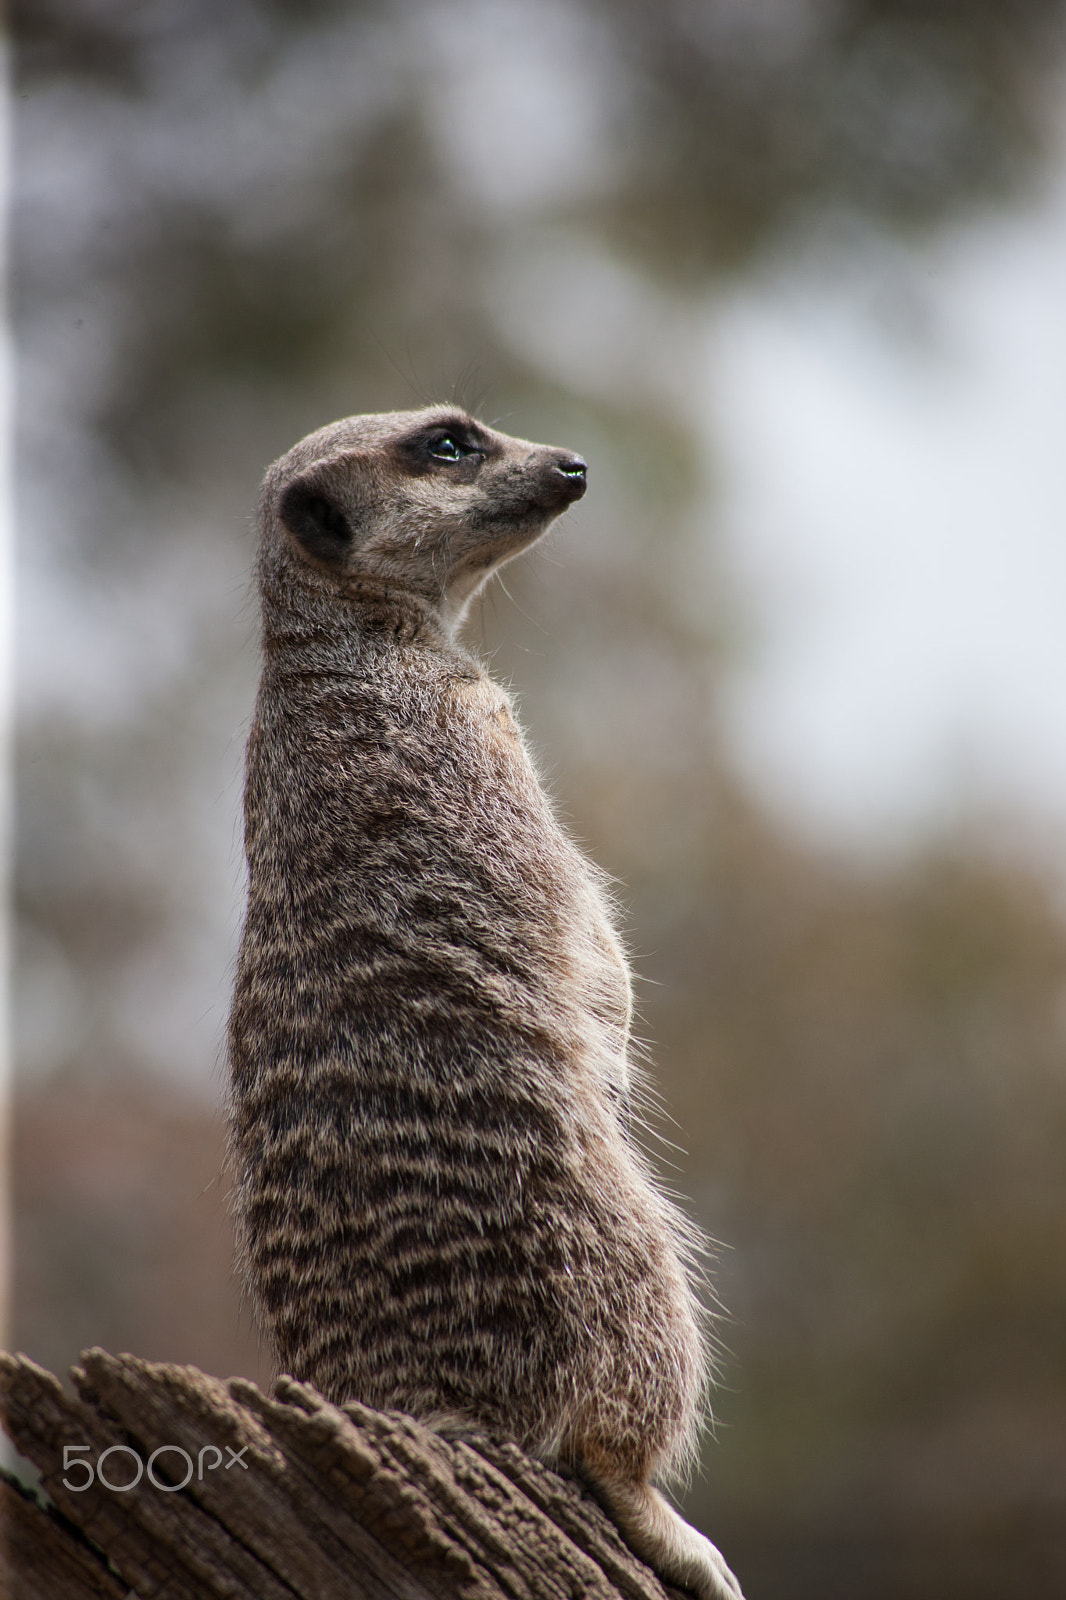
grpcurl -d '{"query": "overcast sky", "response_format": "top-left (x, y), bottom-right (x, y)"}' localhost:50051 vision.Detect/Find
top-left (708, 147), bottom-right (1066, 854)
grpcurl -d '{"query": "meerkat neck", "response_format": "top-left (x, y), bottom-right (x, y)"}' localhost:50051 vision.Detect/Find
top-left (260, 562), bottom-right (455, 657)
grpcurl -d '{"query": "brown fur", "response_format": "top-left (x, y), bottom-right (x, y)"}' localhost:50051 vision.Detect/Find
top-left (228, 406), bottom-right (743, 1599)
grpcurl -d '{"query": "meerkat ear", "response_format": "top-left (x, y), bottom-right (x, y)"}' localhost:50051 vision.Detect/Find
top-left (278, 476), bottom-right (357, 566)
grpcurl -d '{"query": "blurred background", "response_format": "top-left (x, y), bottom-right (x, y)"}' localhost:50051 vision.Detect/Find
top-left (10, 2), bottom-right (1066, 1596)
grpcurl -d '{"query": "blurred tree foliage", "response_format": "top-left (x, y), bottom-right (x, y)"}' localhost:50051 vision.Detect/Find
top-left (594, 0), bottom-right (1065, 272)
top-left (11, 3), bottom-right (1066, 1596)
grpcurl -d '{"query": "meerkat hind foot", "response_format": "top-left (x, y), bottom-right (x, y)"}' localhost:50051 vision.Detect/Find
top-left (594, 1478), bottom-right (744, 1600)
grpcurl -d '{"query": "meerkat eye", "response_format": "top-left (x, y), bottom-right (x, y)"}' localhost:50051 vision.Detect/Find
top-left (428, 435), bottom-right (464, 462)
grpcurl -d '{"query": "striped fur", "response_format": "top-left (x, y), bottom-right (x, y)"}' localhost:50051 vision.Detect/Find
top-left (228, 408), bottom-right (743, 1598)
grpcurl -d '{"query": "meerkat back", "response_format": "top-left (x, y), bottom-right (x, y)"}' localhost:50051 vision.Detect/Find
top-left (228, 405), bottom-right (744, 1600)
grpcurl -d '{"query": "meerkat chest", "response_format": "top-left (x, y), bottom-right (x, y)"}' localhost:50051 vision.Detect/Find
top-left (439, 670), bottom-right (531, 784)
top-left (456, 673), bottom-right (521, 741)
top-left (440, 665), bottom-right (635, 1093)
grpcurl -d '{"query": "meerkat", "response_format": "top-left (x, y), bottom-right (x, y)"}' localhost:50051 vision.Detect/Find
top-left (228, 405), bottom-right (744, 1600)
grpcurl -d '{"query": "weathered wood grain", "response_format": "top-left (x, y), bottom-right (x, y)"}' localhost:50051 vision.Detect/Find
top-left (0, 1351), bottom-right (687, 1600)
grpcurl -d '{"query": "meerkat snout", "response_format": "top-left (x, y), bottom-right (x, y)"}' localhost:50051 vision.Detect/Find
top-left (547, 450), bottom-right (588, 492)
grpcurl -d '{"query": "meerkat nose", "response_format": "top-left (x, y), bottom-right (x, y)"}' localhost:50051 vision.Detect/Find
top-left (553, 453), bottom-right (588, 503)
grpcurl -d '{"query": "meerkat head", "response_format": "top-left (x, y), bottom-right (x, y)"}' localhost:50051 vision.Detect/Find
top-left (258, 405), bottom-right (587, 631)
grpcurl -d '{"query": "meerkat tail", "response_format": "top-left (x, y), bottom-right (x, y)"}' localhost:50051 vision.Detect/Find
top-left (591, 1477), bottom-right (745, 1600)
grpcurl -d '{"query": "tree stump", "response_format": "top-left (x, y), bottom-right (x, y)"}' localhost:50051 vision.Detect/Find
top-left (0, 1350), bottom-right (688, 1599)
